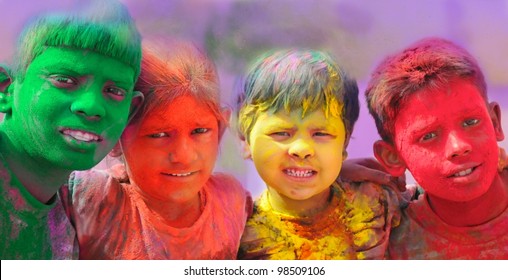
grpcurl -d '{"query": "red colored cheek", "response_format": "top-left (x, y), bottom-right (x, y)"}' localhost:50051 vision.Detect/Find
top-left (404, 151), bottom-right (437, 179)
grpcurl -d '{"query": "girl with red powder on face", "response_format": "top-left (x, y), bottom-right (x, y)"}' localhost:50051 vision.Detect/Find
top-left (60, 40), bottom-right (252, 259)
top-left (366, 37), bottom-right (508, 259)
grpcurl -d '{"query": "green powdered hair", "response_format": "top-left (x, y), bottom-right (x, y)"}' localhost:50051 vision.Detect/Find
top-left (13, 0), bottom-right (141, 82)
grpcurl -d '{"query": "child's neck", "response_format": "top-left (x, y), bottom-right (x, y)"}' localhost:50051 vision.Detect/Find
top-left (0, 131), bottom-right (71, 204)
top-left (139, 190), bottom-right (203, 228)
top-left (267, 187), bottom-right (332, 217)
top-left (427, 173), bottom-right (508, 227)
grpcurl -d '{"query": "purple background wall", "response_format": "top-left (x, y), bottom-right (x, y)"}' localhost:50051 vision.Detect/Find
top-left (1, 0), bottom-right (506, 197)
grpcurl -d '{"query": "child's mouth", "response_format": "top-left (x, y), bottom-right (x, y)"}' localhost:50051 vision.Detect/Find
top-left (284, 168), bottom-right (316, 178)
top-left (60, 128), bottom-right (103, 142)
top-left (447, 165), bottom-right (479, 178)
top-left (162, 171), bottom-right (196, 177)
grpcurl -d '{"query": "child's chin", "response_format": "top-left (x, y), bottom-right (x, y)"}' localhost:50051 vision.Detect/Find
top-left (285, 191), bottom-right (322, 201)
top-left (432, 186), bottom-right (489, 202)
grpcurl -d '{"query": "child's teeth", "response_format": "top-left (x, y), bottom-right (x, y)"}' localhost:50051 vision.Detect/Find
top-left (286, 169), bottom-right (313, 177)
top-left (171, 172), bottom-right (192, 177)
top-left (453, 168), bottom-right (473, 177)
top-left (63, 129), bottom-right (100, 142)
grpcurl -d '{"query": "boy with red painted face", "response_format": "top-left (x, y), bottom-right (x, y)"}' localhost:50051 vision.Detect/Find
top-left (235, 49), bottom-right (402, 260)
top-left (366, 37), bottom-right (508, 259)
top-left (0, 1), bottom-right (142, 259)
top-left (61, 40), bottom-right (252, 259)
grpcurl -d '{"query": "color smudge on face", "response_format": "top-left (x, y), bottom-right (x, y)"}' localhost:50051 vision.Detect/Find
top-left (238, 97), bottom-right (399, 260)
top-left (121, 94), bottom-right (220, 203)
top-left (393, 78), bottom-right (501, 202)
top-left (246, 108), bottom-right (346, 209)
top-left (5, 47), bottom-right (135, 171)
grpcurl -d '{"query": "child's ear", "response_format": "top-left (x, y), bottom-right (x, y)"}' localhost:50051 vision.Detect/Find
top-left (373, 140), bottom-right (406, 177)
top-left (218, 107), bottom-right (232, 141)
top-left (342, 150), bottom-right (348, 161)
top-left (489, 102), bottom-right (505, 141)
top-left (240, 138), bottom-right (252, 159)
top-left (127, 91), bottom-right (144, 123)
top-left (0, 66), bottom-right (13, 114)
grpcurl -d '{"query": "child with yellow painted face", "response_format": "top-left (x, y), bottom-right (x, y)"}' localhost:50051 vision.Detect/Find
top-left (61, 40), bottom-right (252, 259)
top-left (235, 49), bottom-right (402, 260)
top-left (0, 1), bottom-right (142, 259)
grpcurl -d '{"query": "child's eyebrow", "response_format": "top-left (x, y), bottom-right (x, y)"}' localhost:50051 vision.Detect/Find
top-left (456, 106), bottom-right (485, 116)
top-left (310, 124), bottom-right (338, 131)
top-left (39, 64), bottom-right (80, 75)
top-left (141, 123), bottom-right (170, 132)
top-left (142, 117), bottom-right (218, 132)
top-left (40, 63), bottom-right (132, 85)
top-left (185, 113), bottom-right (219, 127)
top-left (263, 122), bottom-right (294, 131)
top-left (404, 117), bottom-right (439, 135)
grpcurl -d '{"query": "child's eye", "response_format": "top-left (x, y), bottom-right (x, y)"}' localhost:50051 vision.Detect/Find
top-left (148, 132), bottom-right (169, 138)
top-left (48, 75), bottom-right (77, 88)
top-left (105, 86), bottom-right (127, 100)
top-left (269, 131), bottom-right (291, 141)
top-left (421, 132), bottom-right (437, 142)
top-left (192, 128), bottom-right (209, 134)
top-left (463, 118), bottom-right (479, 127)
top-left (271, 131), bottom-right (290, 137)
top-left (313, 131), bottom-right (333, 138)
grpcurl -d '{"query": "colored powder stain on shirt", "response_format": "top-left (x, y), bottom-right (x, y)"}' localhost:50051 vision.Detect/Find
top-left (62, 165), bottom-right (251, 260)
top-left (389, 187), bottom-right (508, 259)
top-left (0, 153), bottom-right (77, 259)
top-left (238, 181), bottom-right (400, 260)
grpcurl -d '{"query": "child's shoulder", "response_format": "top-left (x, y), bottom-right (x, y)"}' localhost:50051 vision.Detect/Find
top-left (208, 172), bottom-right (247, 194)
top-left (338, 181), bottom-right (396, 202)
top-left (207, 172), bottom-right (251, 204)
top-left (69, 168), bottom-right (110, 190)
top-left (206, 172), bottom-right (253, 218)
top-left (335, 181), bottom-right (389, 215)
top-left (69, 163), bottom-right (128, 186)
top-left (67, 164), bottom-right (125, 201)
top-left (337, 181), bottom-right (402, 259)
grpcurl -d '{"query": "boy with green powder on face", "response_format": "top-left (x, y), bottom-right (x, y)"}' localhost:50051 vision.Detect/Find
top-left (235, 49), bottom-right (402, 259)
top-left (0, 0), bottom-right (142, 259)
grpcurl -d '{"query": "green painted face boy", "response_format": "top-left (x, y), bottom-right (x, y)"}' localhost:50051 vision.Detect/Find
top-left (0, 47), bottom-right (142, 202)
top-left (0, 0), bottom-right (142, 260)
top-left (2, 47), bottom-right (138, 169)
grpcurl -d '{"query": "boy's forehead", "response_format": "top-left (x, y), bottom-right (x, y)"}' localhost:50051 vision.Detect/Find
top-left (140, 95), bottom-right (218, 129)
top-left (393, 80), bottom-right (489, 133)
top-left (28, 47), bottom-right (135, 82)
top-left (32, 47), bottom-right (87, 65)
top-left (258, 108), bottom-right (344, 128)
top-left (34, 46), bottom-right (126, 64)
top-left (394, 77), bottom-right (483, 111)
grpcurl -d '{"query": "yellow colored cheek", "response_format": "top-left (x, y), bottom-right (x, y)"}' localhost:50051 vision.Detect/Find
top-left (252, 139), bottom-right (281, 160)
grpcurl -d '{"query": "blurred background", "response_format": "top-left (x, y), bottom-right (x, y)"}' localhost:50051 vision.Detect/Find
top-left (1, 0), bottom-right (507, 198)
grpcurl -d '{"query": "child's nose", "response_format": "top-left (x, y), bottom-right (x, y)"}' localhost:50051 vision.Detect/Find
top-left (168, 136), bottom-right (198, 164)
top-left (288, 138), bottom-right (315, 160)
top-left (70, 90), bottom-right (106, 121)
top-left (445, 131), bottom-right (472, 159)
